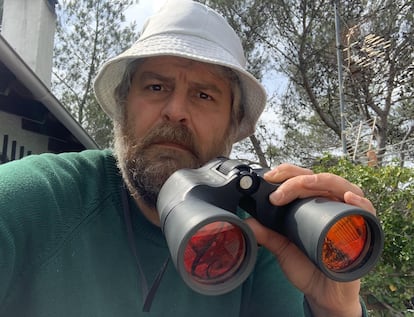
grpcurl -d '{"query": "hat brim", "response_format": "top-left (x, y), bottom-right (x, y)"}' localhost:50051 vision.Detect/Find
top-left (94, 33), bottom-right (267, 142)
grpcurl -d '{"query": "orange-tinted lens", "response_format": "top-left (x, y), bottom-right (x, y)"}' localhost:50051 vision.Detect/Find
top-left (184, 221), bottom-right (245, 284)
top-left (322, 215), bottom-right (367, 271)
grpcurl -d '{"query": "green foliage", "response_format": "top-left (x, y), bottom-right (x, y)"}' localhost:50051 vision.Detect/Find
top-left (52, 0), bottom-right (136, 148)
top-left (313, 156), bottom-right (414, 315)
top-left (206, 0), bottom-right (414, 168)
top-left (267, 0), bottom-right (414, 164)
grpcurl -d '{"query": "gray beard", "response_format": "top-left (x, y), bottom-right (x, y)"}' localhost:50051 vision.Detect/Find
top-left (124, 148), bottom-right (200, 208)
top-left (114, 121), bottom-right (211, 208)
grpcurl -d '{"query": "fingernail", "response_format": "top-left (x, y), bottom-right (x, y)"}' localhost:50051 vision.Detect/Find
top-left (270, 189), bottom-right (284, 204)
top-left (347, 191), bottom-right (362, 203)
top-left (264, 168), bottom-right (278, 178)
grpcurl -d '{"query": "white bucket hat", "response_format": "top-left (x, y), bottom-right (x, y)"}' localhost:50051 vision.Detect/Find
top-left (93, 0), bottom-right (267, 142)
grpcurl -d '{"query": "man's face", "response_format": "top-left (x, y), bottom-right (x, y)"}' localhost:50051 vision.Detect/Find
top-left (116, 56), bottom-right (234, 207)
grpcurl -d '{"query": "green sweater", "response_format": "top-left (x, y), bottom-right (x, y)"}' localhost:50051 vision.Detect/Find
top-left (0, 150), bottom-right (364, 316)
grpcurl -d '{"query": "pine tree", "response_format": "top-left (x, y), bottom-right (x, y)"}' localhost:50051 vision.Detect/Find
top-left (52, 0), bottom-right (136, 148)
top-left (205, 0), bottom-right (414, 167)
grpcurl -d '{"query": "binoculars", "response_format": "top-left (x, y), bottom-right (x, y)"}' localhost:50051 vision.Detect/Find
top-left (157, 157), bottom-right (384, 295)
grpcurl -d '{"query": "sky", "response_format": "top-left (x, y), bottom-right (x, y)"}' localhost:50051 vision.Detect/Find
top-left (125, 0), bottom-right (167, 31)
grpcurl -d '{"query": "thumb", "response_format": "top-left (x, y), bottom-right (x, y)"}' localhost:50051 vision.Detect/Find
top-left (244, 217), bottom-right (321, 293)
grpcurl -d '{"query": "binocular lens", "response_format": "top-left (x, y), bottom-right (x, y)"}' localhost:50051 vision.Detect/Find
top-left (183, 221), bottom-right (246, 285)
top-left (322, 215), bottom-right (368, 271)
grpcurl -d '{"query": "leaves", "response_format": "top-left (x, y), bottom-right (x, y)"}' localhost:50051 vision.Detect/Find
top-left (52, 0), bottom-right (137, 148)
top-left (314, 156), bottom-right (414, 315)
top-left (208, 0), bottom-right (413, 168)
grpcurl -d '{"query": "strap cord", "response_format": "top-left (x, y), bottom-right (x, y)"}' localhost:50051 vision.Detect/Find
top-left (121, 184), bottom-right (170, 312)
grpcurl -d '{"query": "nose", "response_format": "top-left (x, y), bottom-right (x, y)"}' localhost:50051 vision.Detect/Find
top-left (161, 90), bottom-right (190, 124)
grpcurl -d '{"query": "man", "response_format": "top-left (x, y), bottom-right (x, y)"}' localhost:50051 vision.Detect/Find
top-left (0, 1), bottom-right (375, 316)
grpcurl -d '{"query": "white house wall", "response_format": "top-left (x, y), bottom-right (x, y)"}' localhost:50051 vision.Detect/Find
top-left (1, 0), bottom-right (56, 88)
top-left (0, 110), bottom-right (49, 158)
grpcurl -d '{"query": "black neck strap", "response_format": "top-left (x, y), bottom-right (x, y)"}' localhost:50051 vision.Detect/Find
top-left (121, 184), bottom-right (170, 312)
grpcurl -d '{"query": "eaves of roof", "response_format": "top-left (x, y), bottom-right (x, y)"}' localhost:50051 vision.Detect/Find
top-left (0, 34), bottom-right (99, 150)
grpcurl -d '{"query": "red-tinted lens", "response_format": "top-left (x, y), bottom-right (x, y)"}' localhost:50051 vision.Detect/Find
top-left (184, 221), bottom-right (246, 284)
top-left (322, 215), bottom-right (368, 271)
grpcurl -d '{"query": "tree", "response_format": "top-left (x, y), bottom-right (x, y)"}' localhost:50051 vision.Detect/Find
top-left (52, 0), bottom-right (136, 148)
top-left (204, 0), bottom-right (414, 167)
top-left (341, 0), bottom-right (414, 166)
top-left (199, 0), bottom-right (273, 167)
top-left (198, 2), bottom-right (414, 313)
top-left (314, 156), bottom-right (414, 316)
top-left (263, 0), bottom-right (414, 166)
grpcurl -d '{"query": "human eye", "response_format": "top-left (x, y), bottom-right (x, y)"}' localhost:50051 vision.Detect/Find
top-left (148, 84), bottom-right (163, 92)
top-left (198, 91), bottom-right (213, 100)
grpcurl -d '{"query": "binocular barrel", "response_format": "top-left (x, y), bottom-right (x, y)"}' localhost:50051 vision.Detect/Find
top-left (157, 158), bottom-right (384, 295)
top-left (272, 197), bottom-right (383, 281)
top-left (160, 198), bottom-right (258, 295)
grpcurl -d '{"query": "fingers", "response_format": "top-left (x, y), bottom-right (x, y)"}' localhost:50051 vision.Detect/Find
top-left (244, 217), bottom-right (322, 291)
top-left (344, 191), bottom-right (376, 215)
top-left (250, 163), bottom-right (375, 315)
top-left (264, 164), bottom-right (365, 206)
top-left (264, 163), bottom-right (314, 182)
top-left (244, 217), bottom-right (312, 269)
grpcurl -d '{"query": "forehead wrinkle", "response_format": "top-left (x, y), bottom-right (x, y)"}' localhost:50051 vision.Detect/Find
top-left (180, 63), bottom-right (230, 96)
top-left (138, 67), bottom-right (228, 96)
top-left (139, 71), bottom-right (174, 84)
top-left (190, 81), bottom-right (224, 96)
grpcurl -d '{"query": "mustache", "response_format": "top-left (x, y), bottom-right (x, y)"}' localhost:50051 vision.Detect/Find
top-left (138, 123), bottom-right (200, 158)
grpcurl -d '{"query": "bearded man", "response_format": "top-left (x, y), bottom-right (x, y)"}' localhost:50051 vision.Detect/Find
top-left (0, 1), bottom-right (375, 316)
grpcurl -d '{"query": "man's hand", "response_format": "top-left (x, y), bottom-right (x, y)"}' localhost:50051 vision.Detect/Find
top-left (245, 163), bottom-right (375, 317)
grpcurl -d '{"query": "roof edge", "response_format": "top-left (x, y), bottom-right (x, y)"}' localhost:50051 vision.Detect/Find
top-left (0, 34), bottom-right (99, 150)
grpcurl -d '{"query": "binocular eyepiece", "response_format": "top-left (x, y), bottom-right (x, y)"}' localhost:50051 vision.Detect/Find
top-left (157, 158), bottom-right (384, 295)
